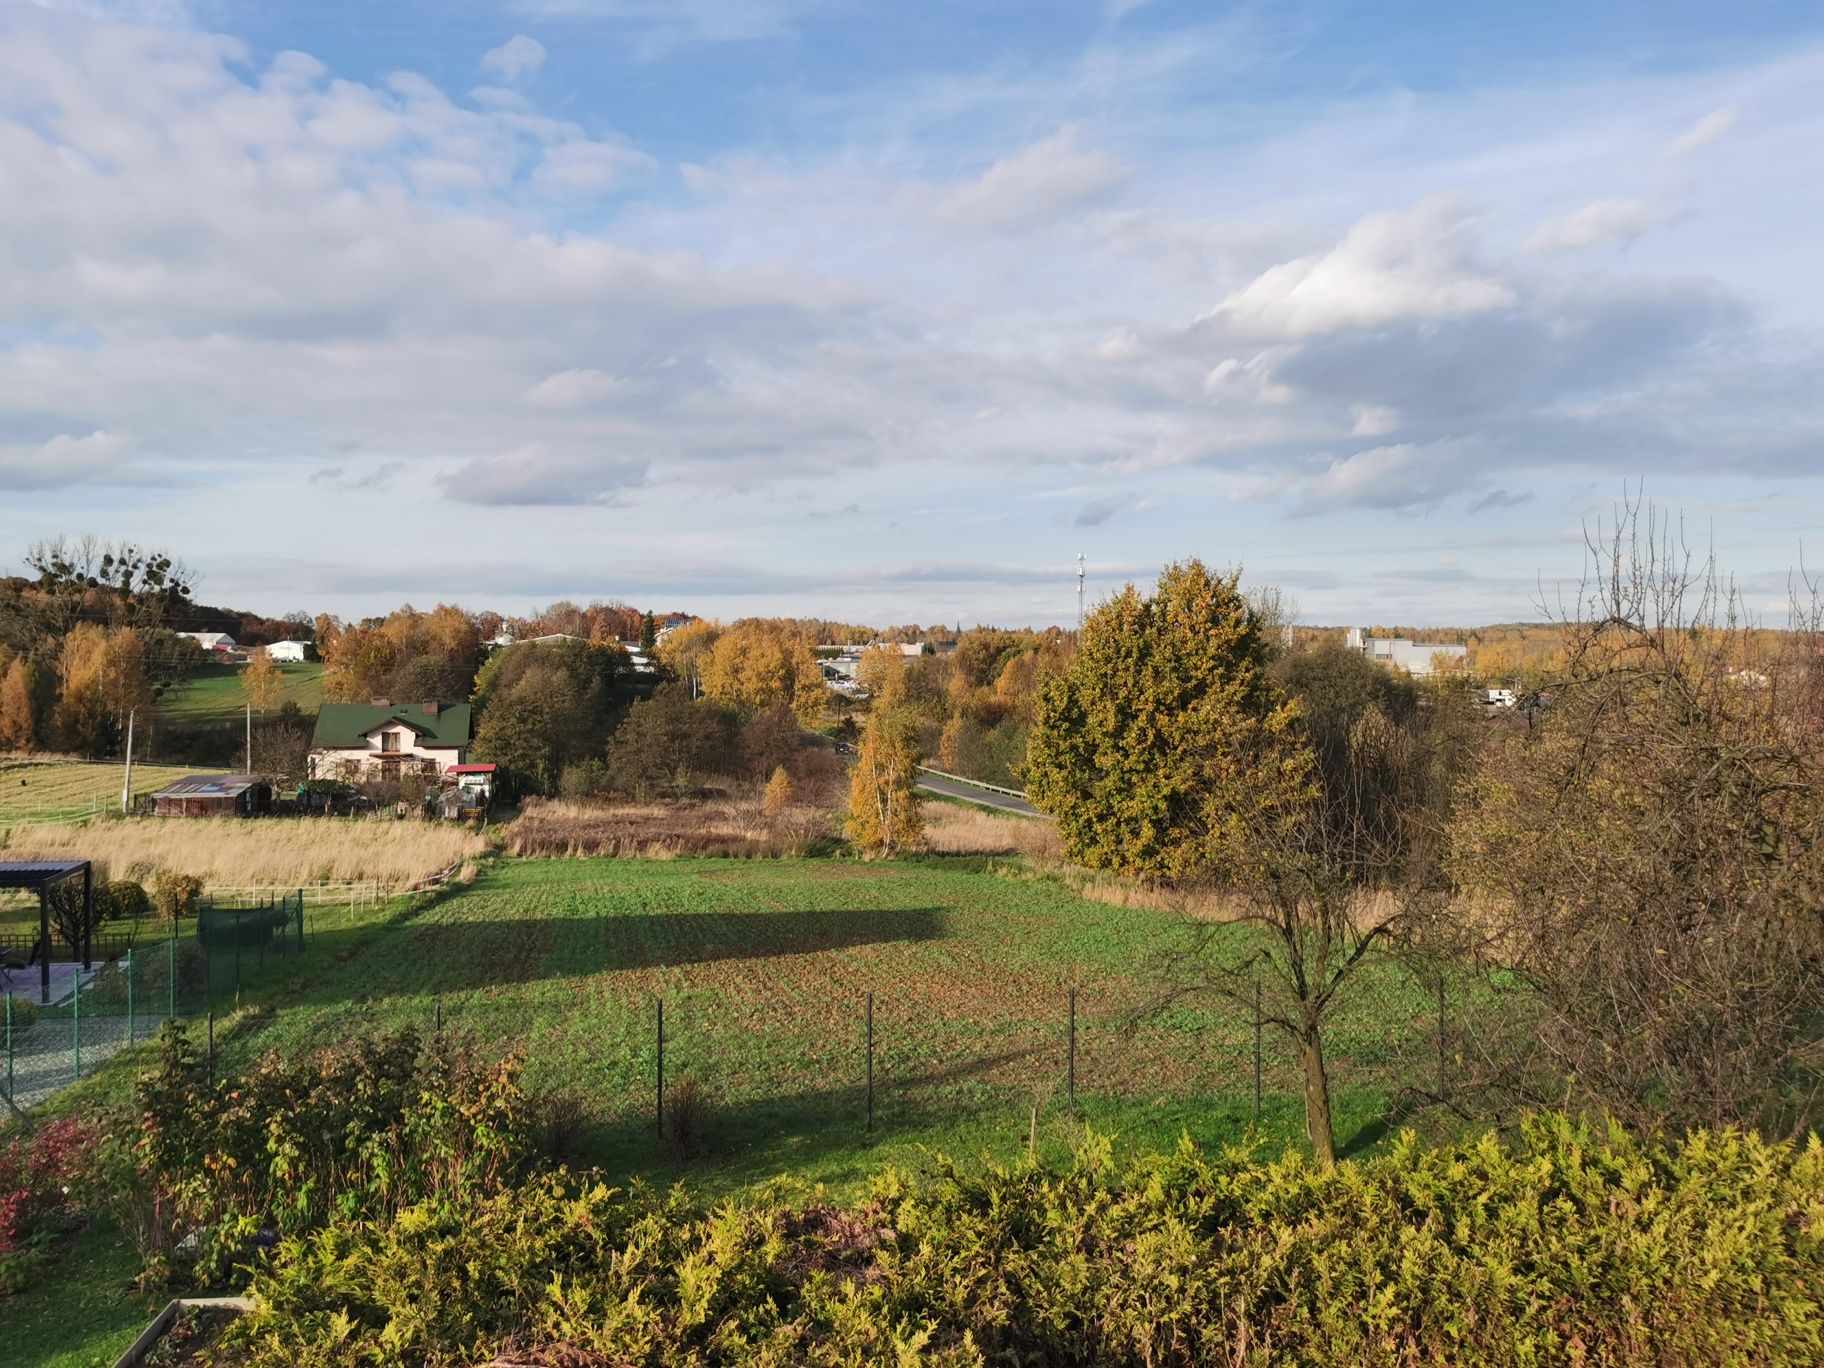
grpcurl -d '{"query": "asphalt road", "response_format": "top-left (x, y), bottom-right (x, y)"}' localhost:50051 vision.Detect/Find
top-left (914, 770), bottom-right (1042, 817)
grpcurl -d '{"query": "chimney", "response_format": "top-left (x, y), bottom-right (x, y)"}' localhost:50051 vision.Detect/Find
top-left (423, 700), bottom-right (440, 717)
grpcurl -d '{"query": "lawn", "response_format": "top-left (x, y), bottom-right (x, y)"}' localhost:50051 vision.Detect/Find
top-left (0, 760), bottom-right (206, 826)
top-left (154, 661), bottom-right (322, 722)
top-left (44, 855), bottom-right (1457, 1193)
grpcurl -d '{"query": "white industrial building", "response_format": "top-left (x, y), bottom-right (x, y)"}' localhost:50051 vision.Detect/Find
top-left (1345, 627), bottom-right (1468, 677)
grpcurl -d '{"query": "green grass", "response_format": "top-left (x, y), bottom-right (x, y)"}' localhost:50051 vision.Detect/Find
top-left (4, 1218), bottom-right (167, 1367)
top-left (0, 761), bottom-right (207, 826)
top-left (154, 661), bottom-right (322, 722)
top-left (45, 856), bottom-right (1454, 1194)
top-left (13, 854), bottom-right (1474, 1364)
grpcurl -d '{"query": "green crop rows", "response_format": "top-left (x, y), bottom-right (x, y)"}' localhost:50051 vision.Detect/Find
top-left (52, 856), bottom-right (1464, 1193)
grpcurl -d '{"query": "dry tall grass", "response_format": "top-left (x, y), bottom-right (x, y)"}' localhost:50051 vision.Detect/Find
top-left (508, 796), bottom-right (837, 859)
top-left (0, 816), bottom-right (486, 887)
top-left (920, 803), bottom-right (1062, 860)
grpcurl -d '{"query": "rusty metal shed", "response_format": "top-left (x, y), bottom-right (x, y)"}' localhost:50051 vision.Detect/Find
top-left (148, 774), bottom-right (272, 818)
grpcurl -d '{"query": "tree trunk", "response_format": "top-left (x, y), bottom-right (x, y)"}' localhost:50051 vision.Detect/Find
top-left (1301, 1022), bottom-right (1336, 1164)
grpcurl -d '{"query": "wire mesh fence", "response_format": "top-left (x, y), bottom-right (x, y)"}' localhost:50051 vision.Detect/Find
top-left (2, 891), bottom-right (307, 1108)
top-left (142, 957), bottom-right (1510, 1165)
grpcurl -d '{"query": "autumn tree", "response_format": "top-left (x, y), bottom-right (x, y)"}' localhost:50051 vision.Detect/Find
top-left (241, 646), bottom-right (285, 713)
top-left (847, 705), bottom-right (923, 856)
top-left (701, 620), bottom-right (827, 725)
top-left (53, 623), bottom-right (151, 757)
top-left (655, 619), bottom-right (721, 695)
top-left (762, 765), bottom-right (795, 816)
top-left (0, 656), bottom-right (40, 751)
top-left (1026, 560), bottom-right (1311, 882)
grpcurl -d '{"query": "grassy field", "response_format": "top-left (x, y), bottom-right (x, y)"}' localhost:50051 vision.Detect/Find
top-left (42, 856), bottom-right (1457, 1196)
top-left (154, 660), bottom-right (323, 721)
top-left (11, 852), bottom-right (1472, 1364)
top-left (2, 816), bottom-right (487, 887)
top-left (0, 760), bottom-right (206, 825)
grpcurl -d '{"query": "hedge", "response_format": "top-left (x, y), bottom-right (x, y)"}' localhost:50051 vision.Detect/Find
top-left (228, 1114), bottom-right (1824, 1366)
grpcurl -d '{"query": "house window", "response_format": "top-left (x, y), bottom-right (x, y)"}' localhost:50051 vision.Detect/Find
top-left (382, 730), bottom-right (401, 753)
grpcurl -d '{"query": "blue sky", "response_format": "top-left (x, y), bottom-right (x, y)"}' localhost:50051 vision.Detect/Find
top-left (1, 1), bottom-right (1820, 627)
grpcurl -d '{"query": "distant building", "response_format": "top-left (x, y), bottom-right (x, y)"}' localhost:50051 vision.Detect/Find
top-left (265, 640), bottom-right (311, 663)
top-left (309, 701), bottom-right (474, 780)
top-left (148, 774), bottom-right (272, 817)
top-left (179, 631), bottom-right (236, 654)
top-left (1345, 626), bottom-right (1468, 678)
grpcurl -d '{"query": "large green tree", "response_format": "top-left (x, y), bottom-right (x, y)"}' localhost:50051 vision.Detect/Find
top-left (1026, 560), bottom-right (1311, 883)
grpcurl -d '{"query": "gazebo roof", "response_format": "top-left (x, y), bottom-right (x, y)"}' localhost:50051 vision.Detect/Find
top-left (0, 861), bottom-right (90, 889)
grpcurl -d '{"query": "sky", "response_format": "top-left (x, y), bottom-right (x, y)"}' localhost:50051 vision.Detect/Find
top-left (1, 0), bottom-right (1820, 628)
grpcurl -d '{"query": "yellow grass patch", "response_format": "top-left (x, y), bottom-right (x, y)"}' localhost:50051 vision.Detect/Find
top-left (0, 815), bottom-right (486, 887)
top-left (920, 802), bottom-right (1062, 860)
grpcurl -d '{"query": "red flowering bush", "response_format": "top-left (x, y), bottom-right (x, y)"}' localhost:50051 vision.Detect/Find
top-left (0, 1117), bottom-right (98, 1292)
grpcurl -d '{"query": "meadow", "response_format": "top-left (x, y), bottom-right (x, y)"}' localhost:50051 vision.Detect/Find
top-left (42, 855), bottom-right (1459, 1194)
top-left (0, 759), bottom-right (204, 825)
top-left (153, 660), bottom-right (323, 721)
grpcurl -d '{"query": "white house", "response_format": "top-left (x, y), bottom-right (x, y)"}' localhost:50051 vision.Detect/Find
top-left (309, 701), bottom-right (474, 780)
top-left (180, 631), bottom-right (236, 654)
top-left (265, 640), bottom-right (311, 663)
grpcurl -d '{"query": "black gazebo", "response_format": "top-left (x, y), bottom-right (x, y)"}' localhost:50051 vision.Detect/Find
top-left (0, 861), bottom-right (92, 1005)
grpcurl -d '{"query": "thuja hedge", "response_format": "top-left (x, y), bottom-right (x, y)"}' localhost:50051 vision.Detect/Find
top-left (229, 1117), bottom-right (1823, 1367)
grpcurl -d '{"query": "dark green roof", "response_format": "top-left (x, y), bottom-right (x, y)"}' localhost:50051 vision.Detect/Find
top-left (311, 702), bottom-right (473, 749)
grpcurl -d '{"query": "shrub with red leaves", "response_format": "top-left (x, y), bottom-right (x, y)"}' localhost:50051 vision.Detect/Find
top-left (0, 1117), bottom-right (98, 1292)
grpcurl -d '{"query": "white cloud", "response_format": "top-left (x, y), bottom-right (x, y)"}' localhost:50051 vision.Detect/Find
top-left (481, 35), bottom-right (546, 81)
top-left (1527, 197), bottom-right (1675, 252)
top-left (925, 125), bottom-right (1128, 232)
top-left (531, 138), bottom-right (650, 197)
top-left (1665, 105), bottom-right (1741, 157)
top-left (1350, 403), bottom-right (1400, 437)
top-left (525, 368), bottom-right (634, 408)
top-left (0, 430), bottom-right (136, 489)
top-left (1196, 194), bottom-right (1516, 343)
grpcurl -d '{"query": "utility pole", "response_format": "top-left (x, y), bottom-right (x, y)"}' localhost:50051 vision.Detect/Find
top-left (120, 708), bottom-right (135, 813)
top-left (1076, 553), bottom-right (1086, 633)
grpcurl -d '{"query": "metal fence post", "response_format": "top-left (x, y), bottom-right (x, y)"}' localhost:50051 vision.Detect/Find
top-left (127, 946), bottom-right (135, 1047)
top-left (207, 1008), bottom-right (215, 1087)
top-left (1067, 987), bottom-right (1077, 1114)
top-left (5, 991), bottom-right (12, 1101)
top-left (1253, 975), bottom-right (1262, 1122)
top-left (865, 991), bottom-right (875, 1132)
top-left (73, 967), bottom-right (81, 1083)
top-left (434, 996), bottom-right (443, 1034)
top-left (167, 934), bottom-right (176, 1022)
top-left (1436, 977), bottom-right (1447, 1100)
top-left (656, 999), bottom-right (665, 1139)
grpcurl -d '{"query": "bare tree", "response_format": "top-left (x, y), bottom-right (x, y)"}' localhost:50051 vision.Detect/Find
top-left (1160, 709), bottom-right (1448, 1164)
top-left (1451, 495), bottom-right (1824, 1138)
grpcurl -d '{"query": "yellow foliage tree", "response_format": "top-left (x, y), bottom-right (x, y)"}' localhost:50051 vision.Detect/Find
top-left (242, 646), bottom-right (285, 712)
top-left (762, 765), bottom-right (795, 816)
top-left (655, 619), bottom-right (721, 693)
top-left (0, 657), bottom-right (39, 751)
top-left (847, 706), bottom-right (923, 857)
top-left (701, 620), bottom-right (826, 725)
